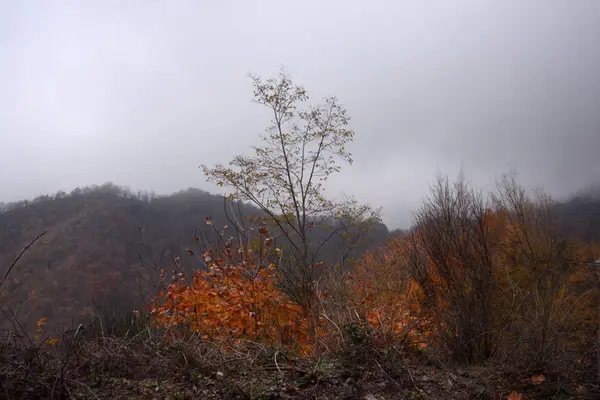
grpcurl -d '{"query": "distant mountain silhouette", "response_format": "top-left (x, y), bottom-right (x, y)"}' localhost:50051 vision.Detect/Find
top-left (0, 183), bottom-right (389, 332)
top-left (554, 187), bottom-right (600, 243)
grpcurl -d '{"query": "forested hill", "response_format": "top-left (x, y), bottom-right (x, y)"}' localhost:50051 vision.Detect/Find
top-left (2, 180), bottom-right (599, 333)
top-left (555, 186), bottom-right (600, 243)
top-left (0, 183), bottom-right (389, 332)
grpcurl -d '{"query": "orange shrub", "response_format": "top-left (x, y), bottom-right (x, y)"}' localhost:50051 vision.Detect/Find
top-left (150, 262), bottom-right (316, 354)
top-left (320, 235), bottom-right (434, 349)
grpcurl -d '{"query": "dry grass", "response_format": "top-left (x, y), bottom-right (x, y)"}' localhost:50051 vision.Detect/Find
top-left (2, 316), bottom-right (598, 400)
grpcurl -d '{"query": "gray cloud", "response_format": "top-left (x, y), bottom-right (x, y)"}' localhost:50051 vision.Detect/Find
top-left (1, 0), bottom-right (600, 228)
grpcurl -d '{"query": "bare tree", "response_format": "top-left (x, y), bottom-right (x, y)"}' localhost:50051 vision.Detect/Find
top-left (408, 173), bottom-right (499, 364)
top-left (493, 173), bottom-right (582, 369)
top-left (201, 68), bottom-right (380, 334)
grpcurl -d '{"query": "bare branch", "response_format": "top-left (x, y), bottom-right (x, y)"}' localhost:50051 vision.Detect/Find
top-left (0, 230), bottom-right (47, 292)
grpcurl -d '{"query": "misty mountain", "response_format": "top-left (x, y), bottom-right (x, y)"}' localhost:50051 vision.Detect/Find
top-left (1, 179), bottom-right (599, 333)
top-left (0, 183), bottom-right (389, 332)
top-left (555, 189), bottom-right (600, 243)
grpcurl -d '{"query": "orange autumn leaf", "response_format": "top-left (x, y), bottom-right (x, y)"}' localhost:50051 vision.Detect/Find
top-left (531, 374), bottom-right (545, 385)
top-left (506, 392), bottom-right (523, 400)
top-left (45, 338), bottom-right (58, 346)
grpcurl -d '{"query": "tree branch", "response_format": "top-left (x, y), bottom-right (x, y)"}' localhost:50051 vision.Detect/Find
top-left (0, 230), bottom-right (47, 292)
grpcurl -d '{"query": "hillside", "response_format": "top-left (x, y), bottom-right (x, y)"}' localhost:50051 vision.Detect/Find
top-left (2, 181), bottom-right (599, 335)
top-left (0, 183), bottom-right (389, 333)
top-left (2, 181), bottom-right (600, 399)
top-left (555, 188), bottom-right (600, 244)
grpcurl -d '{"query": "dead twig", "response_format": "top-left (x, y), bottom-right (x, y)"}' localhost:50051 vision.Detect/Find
top-left (375, 359), bottom-right (402, 388)
top-left (393, 345), bottom-right (422, 394)
top-left (0, 230), bottom-right (47, 291)
top-left (274, 350), bottom-right (283, 375)
top-left (67, 378), bottom-right (101, 400)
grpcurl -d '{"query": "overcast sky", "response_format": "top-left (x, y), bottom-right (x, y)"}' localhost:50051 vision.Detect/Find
top-left (1, 1), bottom-right (599, 228)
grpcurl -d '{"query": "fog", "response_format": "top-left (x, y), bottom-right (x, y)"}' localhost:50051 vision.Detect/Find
top-left (1, 0), bottom-right (599, 228)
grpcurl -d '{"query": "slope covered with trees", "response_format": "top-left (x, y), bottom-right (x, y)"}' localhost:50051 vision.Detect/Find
top-left (554, 188), bottom-right (600, 244)
top-left (0, 183), bottom-right (389, 333)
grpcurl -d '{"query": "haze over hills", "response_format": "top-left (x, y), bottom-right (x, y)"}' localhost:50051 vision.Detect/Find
top-left (555, 183), bottom-right (600, 244)
top-left (1, 179), bottom-right (599, 333)
top-left (3, 1), bottom-right (600, 230)
top-left (0, 183), bottom-right (390, 332)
